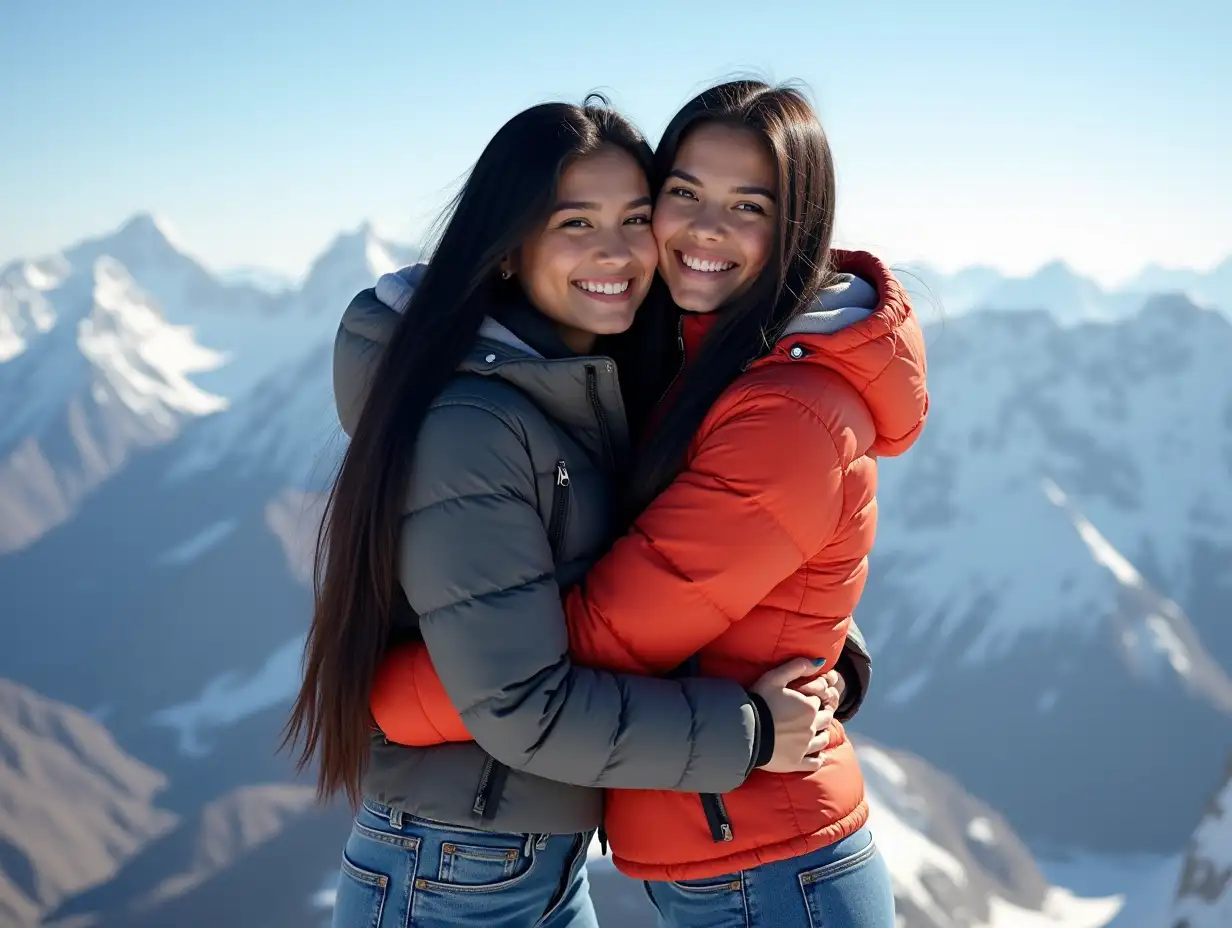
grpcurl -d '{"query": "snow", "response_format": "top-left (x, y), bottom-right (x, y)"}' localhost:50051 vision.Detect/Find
top-left (0, 256), bottom-right (228, 453)
top-left (1042, 478), bottom-right (1140, 589)
top-left (865, 782), bottom-right (971, 926)
top-left (869, 302), bottom-right (1232, 709)
top-left (1170, 764), bottom-right (1232, 927)
top-left (49, 212), bottom-right (338, 400)
top-left (157, 519), bottom-right (238, 565)
top-left (902, 259), bottom-right (1230, 322)
top-left (166, 341), bottom-right (342, 487)
top-left (862, 744), bottom-right (910, 789)
top-left (149, 633), bottom-right (305, 757)
top-left (982, 890), bottom-right (1120, 927)
top-left (1041, 476), bottom-right (1209, 690)
top-left (77, 258), bottom-right (228, 422)
top-left (0, 256), bottom-right (63, 361)
top-left (1039, 851), bottom-right (1182, 927)
top-left (968, 817), bottom-right (996, 845)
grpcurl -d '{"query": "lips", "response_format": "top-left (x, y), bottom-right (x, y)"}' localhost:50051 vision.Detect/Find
top-left (677, 251), bottom-right (738, 274)
top-left (571, 277), bottom-right (637, 303)
top-left (572, 279), bottom-right (631, 295)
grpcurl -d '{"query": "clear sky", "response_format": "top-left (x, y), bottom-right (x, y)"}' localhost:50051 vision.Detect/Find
top-left (3, 0), bottom-right (1228, 286)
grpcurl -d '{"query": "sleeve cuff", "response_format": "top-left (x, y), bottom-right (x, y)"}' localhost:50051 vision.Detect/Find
top-left (747, 691), bottom-right (775, 770)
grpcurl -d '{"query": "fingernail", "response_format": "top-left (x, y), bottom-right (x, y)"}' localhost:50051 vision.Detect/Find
top-left (813, 658), bottom-right (826, 667)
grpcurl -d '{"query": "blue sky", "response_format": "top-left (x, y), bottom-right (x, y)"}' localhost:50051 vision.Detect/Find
top-left (2, 0), bottom-right (1228, 285)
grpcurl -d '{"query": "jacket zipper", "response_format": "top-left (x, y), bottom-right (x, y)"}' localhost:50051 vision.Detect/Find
top-left (701, 793), bottom-right (734, 842)
top-left (585, 365), bottom-right (614, 467)
top-left (547, 460), bottom-right (571, 553)
top-left (655, 316), bottom-right (687, 407)
top-left (472, 755), bottom-right (509, 819)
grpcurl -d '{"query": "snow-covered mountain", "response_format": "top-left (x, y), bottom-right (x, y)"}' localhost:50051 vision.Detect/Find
top-left (1124, 259), bottom-right (1232, 319)
top-left (902, 258), bottom-right (1231, 322)
top-left (295, 220), bottom-right (412, 316)
top-left (216, 266), bottom-right (299, 294)
top-left (1167, 752), bottom-right (1232, 927)
top-left (0, 255), bottom-right (228, 552)
top-left (0, 215), bottom-right (413, 554)
top-left (857, 295), bottom-right (1232, 851)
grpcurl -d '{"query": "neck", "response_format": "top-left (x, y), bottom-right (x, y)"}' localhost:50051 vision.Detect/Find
top-left (557, 325), bottom-right (596, 355)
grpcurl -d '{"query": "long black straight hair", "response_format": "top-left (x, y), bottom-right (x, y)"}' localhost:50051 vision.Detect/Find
top-left (283, 97), bottom-right (654, 806)
top-left (612, 80), bottom-right (840, 519)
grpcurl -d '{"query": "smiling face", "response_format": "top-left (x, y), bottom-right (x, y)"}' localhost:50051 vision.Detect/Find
top-left (652, 122), bottom-right (779, 314)
top-left (513, 144), bottom-right (658, 353)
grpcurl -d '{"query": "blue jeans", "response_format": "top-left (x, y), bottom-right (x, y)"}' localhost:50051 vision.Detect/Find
top-left (331, 800), bottom-right (597, 927)
top-left (643, 826), bottom-right (894, 928)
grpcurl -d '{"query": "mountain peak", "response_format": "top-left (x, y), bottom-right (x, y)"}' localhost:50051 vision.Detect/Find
top-left (94, 212), bottom-right (187, 259)
top-left (297, 222), bottom-right (409, 314)
top-left (1031, 258), bottom-right (1083, 280)
top-left (116, 211), bottom-right (178, 239)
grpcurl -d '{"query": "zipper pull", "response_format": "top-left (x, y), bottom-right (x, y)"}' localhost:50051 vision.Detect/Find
top-left (556, 461), bottom-right (570, 487)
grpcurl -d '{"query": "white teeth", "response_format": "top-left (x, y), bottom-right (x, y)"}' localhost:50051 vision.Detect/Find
top-left (575, 280), bottom-right (630, 294)
top-left (681, 254), bottom-right (735, 273)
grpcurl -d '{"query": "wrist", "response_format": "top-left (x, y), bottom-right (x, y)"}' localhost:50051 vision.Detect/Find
top-left (747, 691), bottom-right (775, 769)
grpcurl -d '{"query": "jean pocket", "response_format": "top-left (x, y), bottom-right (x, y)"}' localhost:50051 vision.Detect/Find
top-left (332, 853), bottom-right (390, 928)
top-left (417, 838), bottom-right (536, 893)
top-left (647, 874), bottom-right (746, 928)
top-left (667, 873), bottom-right (743, 894)
top-left (798, 837), bottom-right (895, 928)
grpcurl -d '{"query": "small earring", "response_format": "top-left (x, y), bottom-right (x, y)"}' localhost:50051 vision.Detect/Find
top-left (501, 268), bottom-right (512, 280)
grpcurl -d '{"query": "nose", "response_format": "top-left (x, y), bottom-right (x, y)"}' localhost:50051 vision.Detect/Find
top-left (687, 205), bottom-right (726, 243)
top-left (593, 228), bottom-right (635, 266)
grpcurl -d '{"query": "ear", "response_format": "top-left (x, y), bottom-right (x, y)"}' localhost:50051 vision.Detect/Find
top-left (499, 254), bottom-right (515, 280)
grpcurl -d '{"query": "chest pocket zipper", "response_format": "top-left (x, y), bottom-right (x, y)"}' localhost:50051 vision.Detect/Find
top-left (473, 460), bottom-right (572, 822)
top-left (547, 460), bottom-right (571, 555)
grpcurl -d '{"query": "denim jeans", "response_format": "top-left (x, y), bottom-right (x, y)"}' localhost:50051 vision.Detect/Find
top-left (331, 800), bottom-right (597, 928)
top-left (643, 825), bottom-right (895, 928)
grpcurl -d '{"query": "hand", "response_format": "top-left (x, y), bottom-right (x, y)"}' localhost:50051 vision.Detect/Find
top-left (750, 658), bottom-right (835, 774)
top-left (798, 669), bottom-right (845, 714)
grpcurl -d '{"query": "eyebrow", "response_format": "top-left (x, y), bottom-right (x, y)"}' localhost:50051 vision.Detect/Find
top-left (551, 196), bottom-right (653, 213)
top-left (668, 169), bottom-right (777, 202)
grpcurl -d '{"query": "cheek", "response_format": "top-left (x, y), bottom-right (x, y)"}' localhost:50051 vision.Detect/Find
top-left (738, 224), bottom-right (775, 277)
top-left (629, 232), bottom-right (659, 272)
top-left (522, 239), bottom-right (572, 295)
top-left (652, 208), bottom-right (686, 251)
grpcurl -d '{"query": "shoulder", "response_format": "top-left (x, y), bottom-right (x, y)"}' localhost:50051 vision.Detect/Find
top-left (406, 378), bottom-right (547, 508)
top-left (704, 364), bottom-right (877, 465)
top-left (432, 375), bottom-right (541, 436)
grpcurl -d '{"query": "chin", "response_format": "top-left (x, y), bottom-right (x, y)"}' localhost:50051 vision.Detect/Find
top-left (669, 289), bottom-right (724, 314)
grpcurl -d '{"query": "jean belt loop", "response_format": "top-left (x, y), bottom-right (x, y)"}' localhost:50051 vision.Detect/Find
top-left (388, 808), bottom-right (404, 830)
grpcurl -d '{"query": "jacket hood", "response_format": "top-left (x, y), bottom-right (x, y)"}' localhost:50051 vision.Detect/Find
top-left (332, 266), bottom-right (629, 461)
top-left (765, 249), bottom-right (929, 457)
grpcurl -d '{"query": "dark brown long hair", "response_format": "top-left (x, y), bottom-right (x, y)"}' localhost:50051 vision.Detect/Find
top-left (282, 97), bottom-right (654, 806)
top-left (616, 80), bottom-right (839, 517)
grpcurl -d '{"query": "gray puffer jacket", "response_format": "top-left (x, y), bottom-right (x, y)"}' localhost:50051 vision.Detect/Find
top-left (337, 276), bottom-right (767, 835)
